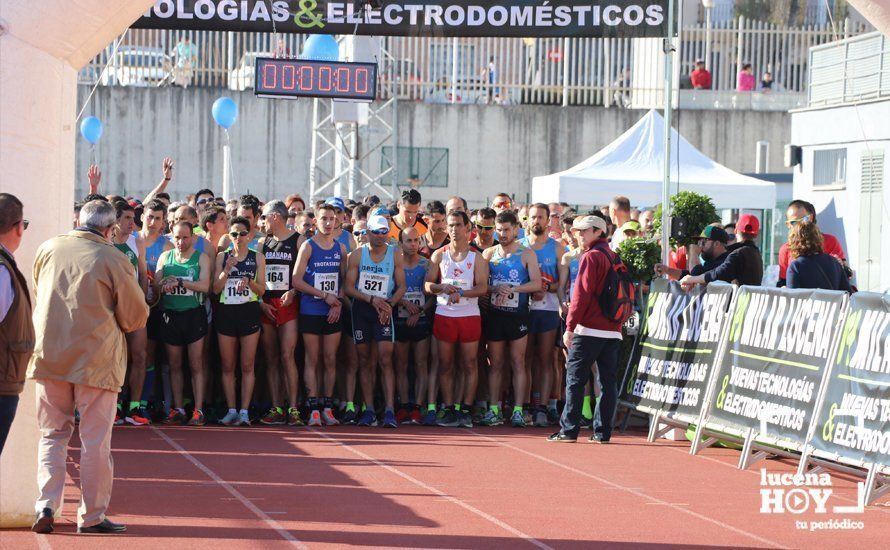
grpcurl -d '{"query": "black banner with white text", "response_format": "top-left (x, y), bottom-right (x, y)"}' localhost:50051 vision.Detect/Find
top-left (811, 292), bottom-right (890, 468)
top-left (620, 279), bottom-right (733, 420)
top-left (706, 286), bottom-right (847, 447)
top-left (132, 0), bottom-right (675, 38)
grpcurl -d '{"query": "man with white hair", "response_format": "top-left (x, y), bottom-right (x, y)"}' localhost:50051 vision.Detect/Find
top-left (28, 200), bottom-right (149, 534)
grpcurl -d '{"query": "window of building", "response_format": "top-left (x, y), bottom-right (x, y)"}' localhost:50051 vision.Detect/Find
top-left (813, 148), bottom-right (847, 189)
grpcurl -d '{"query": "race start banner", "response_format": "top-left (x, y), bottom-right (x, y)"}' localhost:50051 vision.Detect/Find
top-left (133, 1), bottom-right (675, 38)
top-left (705, 286), bottom-right (847, 448)
top-left (810, 292), bottom-right (890, 468)
top-left (620, 279), bottom-right (733, 421)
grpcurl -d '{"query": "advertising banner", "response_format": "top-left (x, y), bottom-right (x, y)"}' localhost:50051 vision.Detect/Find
top-left (620, 279), bottom-right (733, 421)
top-left (706, 286), bottom-right (846, 447)
top-left (132, 1), bottom-right (675, 38)
top-left (811, 292), bottom-right (890, 468)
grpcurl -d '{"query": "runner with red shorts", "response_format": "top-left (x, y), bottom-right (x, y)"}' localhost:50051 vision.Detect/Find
top-left (258, 200), bottom-right (302, 427)
top-left (424, 210), bottom-right (489, 428)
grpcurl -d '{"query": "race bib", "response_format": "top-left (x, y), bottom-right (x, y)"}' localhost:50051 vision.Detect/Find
top-left (266, 264), bottom-right (290, 291)
top-left (493, 285), bottom-right (519, 309)
top-left (224, 278), bottom-right (253, 305)
top-left (438, 277), bottom-right (472, 306)
top-left (358, 271), bottom-right (391, 299)
top-left (623, 311), bottom-right (641, 336)
top-left (313, 272), bottom-right (338, 298)
top-left (168, 275), bottom-right (194, 297)
top-left (399, 290), bottom-right (425, 318)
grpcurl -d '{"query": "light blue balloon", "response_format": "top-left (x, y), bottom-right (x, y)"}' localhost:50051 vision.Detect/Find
top-left (212, 97), bottom-right (238, 129)
top-left (300, 35), bottom-right (340, 61)
top-left (80, 116), bottom-right (103, 145)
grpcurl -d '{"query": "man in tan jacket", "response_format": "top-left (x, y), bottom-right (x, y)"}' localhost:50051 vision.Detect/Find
top-left (28, 200), bottom-right (148, 535)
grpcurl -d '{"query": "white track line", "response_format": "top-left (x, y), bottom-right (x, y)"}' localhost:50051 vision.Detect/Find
top-left (36, 534), bottom-right (53, 550)
top-left (311, 429), bottom-right (553, 550)
top-left (151, 426), bottom-right (306, 549)
top-left (469, 431), bottom-right (787, 550)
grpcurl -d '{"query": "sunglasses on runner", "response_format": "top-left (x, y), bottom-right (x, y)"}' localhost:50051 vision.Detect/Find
top-left (196, 198), bottom-right (212, 205)
top-left (475, 223), bottom-right (495, 230)
top-left (494, 201), bottom-right (511, 209)
top-left (353, 229), bottom-right (367, 236)
top-left (369, 228), bottom-right (389, 235)
top-left (229, 230), bottom-right (249, 238)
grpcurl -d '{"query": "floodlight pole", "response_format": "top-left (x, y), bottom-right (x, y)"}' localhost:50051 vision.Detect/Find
top-left (660, 0), bottom-right (676, 265)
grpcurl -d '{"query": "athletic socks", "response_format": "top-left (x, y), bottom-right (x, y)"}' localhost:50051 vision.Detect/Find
top-left (323, 397), bottom-right (333, 410)
top-left (582, 395), bottom-right (593, 418)
top-left (427, 403), bottom-right (436, 412)
top-left (513, 405), bottom-right (523, 414)
top-left (228, 408), bottom-right (237, 415)
top-left (490, 404), bottom-right (500, 415)
top-left (532, 392), bottom-right (542, 409)
top-left (239, 409), bottom-right (248, 416)
top-left (128, 401), bottom-right (140, 413)
top-left (346, 401), bottom-right (356, 413)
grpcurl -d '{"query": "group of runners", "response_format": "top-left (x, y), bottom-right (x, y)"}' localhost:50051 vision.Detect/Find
top-left (85, 162), bottom-right (617, 431)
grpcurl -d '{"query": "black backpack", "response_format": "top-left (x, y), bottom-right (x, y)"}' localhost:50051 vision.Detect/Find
top-left (591, 242), bottom-right (636, 324)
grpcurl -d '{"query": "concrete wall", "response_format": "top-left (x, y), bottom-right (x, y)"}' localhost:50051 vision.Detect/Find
top-left (76, 85), bottom-right (791, 207)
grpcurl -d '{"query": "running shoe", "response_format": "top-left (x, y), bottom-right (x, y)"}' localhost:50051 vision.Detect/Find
top-left (237, 410), bottom-right (251, 426)
top-left (409, 407), bottom-right (423, 425)
top-left (187, 409), bottom-right (206, 426)
top-left (395, 407), bottom-right (410, 425)
top-left (357, 410), bottom-right (378, 427)
top-left (534, 409), bottom-right (549, 428)
top-left (511, 409), bottom-right (526, 428)
top-left (164, 409), bottom-right (185, 425)
top-left (125, 408), bottom-right (151, 426)
top-left (547, 408), bottom-right (560, 426)
top-left (479, 409), bottom-right (504, 426)
top-left (114, 409), bottom-right (124, 426)
top-left (421, 409), bottom-right (438, 426)
top-left (382, 410), bottom-right (398, 428)
top-left (260, 406), bottom-right (286, 426)
top-left (523, 409), bottom-right (534, 426)
top-left (219, 410), bottom-right (240, 426)
top-left (436, 409), bottom-right (461, 428)
top-left (287, 407), bottom-right (304, 427)
top-left (322, 408), bottom-right (340, 426)
top-left (436, 407), bottom-right (448, 421)
top-left (472, 407), bottom-right (485, 425)
top-left (341, 408), bottom-right (357, 425)
top-left (459, 410), bottom-right (473, 428)
top-left (307, 410), bottom-right (323, 427)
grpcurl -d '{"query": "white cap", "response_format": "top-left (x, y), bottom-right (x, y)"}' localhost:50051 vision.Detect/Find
top-left (367, 215), bottom-right (389, 232)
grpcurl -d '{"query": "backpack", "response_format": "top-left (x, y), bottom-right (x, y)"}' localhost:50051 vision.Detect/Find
top-left (591, 242), bottom-right (636, 324)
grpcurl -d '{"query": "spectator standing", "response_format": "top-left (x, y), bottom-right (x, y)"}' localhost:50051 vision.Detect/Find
top-left (777, 200), bottom-right (846, 286)
top-left (28, 200), bottom-right (149, 534)
top-left (690, 60), bottom-right (712, 90)
top-left (0, 193), bottom-right (34, 455)
top-left (737, 63), bottom-right (755, 91)
top-left (608, 196), bottom-right (631, 251)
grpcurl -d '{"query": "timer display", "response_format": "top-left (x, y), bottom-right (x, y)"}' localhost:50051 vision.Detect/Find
top-left (254, 58), bottom-right (377, 101)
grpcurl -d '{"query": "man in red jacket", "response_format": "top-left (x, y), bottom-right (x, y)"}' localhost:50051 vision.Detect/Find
top-left (548, 215), bottom-right (622, 444)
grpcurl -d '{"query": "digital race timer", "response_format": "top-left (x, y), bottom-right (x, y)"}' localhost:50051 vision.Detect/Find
top-left (254, 58), bottom-right (378, 101)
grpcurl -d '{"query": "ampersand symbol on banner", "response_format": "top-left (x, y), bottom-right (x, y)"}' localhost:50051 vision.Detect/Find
top-left (715, 375), bottom-right (729, 410)
top-left (822, 402), bottom-right (837, 441)
top-left (295, 0), bottom-right (324, 29)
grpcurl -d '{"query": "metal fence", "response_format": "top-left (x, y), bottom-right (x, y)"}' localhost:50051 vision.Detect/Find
top-left (808, 31), bottom-right (890, 107)
top-left (80, 18), bottom-right (866, 107)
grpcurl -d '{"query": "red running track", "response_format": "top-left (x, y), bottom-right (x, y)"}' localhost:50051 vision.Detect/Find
top-left (2, 424), bottom-right (888, 549)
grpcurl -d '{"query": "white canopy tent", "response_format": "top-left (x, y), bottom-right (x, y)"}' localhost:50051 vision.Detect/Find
top-left (531, 110), bottom-right (777, 210)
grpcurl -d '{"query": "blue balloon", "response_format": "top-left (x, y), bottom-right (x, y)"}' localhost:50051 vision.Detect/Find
top-left (80, 116), bottom-right (103, 145)
top-left (300, 35), bottom-right (340, 61)
top-left (212, 97), bottom-right (238, 129)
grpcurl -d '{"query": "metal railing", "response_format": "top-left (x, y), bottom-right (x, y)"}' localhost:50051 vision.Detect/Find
top-left (808, 31), bottom-right (890, 107)
top-left (79, 18), bottom-right (866, 108)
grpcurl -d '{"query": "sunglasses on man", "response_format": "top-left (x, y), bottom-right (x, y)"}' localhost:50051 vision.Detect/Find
top-left (475, 223), bottom-right (495, 230)
top-left (229, 230), bottom-right (249, 238)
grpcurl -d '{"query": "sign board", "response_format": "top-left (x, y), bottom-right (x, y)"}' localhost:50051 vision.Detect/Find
top-left (133, 1), bottom-right (676, 38)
